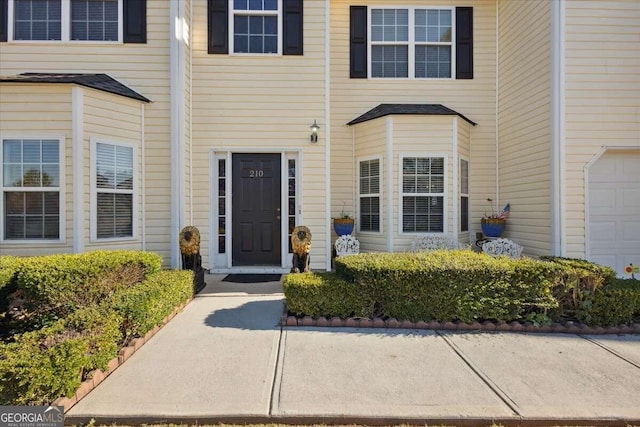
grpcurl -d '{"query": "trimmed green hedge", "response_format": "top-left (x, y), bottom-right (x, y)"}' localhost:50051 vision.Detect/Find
top-left (577, 278), bottom-right (640, 326)
top-left (0, 307), bottom-right (121, 405)
top-left (332, 251), bottom-right (561, 322)
top-left (16, 250), bottom-right (162, 315)
top-left (0, 250), bottom-right (194, 405)
top-left (286, 252), bottom-right (639, 326)
top-left (113, 270), bottom-right (194, 342)
top-left (0, 256), bottom-right (20, 290)
top-left (283, 272), bottom-right (374, 318)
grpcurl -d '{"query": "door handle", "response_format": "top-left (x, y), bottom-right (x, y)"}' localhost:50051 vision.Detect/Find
top-left (276, 216), bottom-right (281, 220)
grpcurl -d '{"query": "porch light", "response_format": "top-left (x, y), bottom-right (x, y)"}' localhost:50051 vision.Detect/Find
top-left (310, 120), bottom-right (320, 143)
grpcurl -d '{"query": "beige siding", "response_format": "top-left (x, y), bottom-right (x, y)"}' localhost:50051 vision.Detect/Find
top-left (0, 1), bottom-right (172, 262)
top-left (391, 116), bottom-right (456, 250)
top-left (457, 118), bottom-right (471, 243)
top-left (564, 0), bottom-right (640, 258)
top-left (191, 0), bottom-right (328, 269)
top-left (354, 118), bottom-right (386, 252)
top-left (0, 84), bottom-right (73, 255)
top-left (330, 0), bottom-right (497, 244)
top-left (498, 0), bottom-right (552, 256)
top-left (82, 88), bottom-right (144, 251)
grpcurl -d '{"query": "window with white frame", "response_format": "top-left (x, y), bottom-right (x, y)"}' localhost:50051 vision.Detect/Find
top-left (401, 156), bottom-right (444, 233)
top-left (2, 138), bottom-right (61, 240)
top-left (460, 158), bottom-right (469, 232)
top-left (11, 0), bottom-right (121, 42)
top-left (93, 141), bottom-right (135, 239)
top-left (370, 7), bottom-right (453, 78)
top-left (231, 0), bottom-right (279, 54)
top-left (359, 158), bottom-right (380, 232)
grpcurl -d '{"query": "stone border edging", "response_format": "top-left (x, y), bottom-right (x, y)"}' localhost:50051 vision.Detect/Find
top-left (280, 314), bottom-right (640, 334)
top-left (52, 297), bottom-right (193, 413)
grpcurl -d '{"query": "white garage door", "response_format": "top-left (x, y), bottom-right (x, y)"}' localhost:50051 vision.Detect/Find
top-left (588, 150), bottom-right (640, 277)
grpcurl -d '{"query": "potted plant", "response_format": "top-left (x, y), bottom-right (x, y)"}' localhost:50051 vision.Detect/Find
top-left (333, 204), bottom-right (355, 236)
top-left (481, 198), bottom-right (510, 237)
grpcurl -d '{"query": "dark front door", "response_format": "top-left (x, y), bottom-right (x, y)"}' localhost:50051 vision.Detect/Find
top-left (232, 153), bottom-right (282, 266)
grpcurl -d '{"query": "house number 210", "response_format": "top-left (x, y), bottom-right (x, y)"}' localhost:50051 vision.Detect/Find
top-left (249, 170), bottom-right (264, 178)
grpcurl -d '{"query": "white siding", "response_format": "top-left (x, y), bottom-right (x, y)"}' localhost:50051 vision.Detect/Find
top-left (498, 0), bottom-right (552, 256)
top-left (564, 0), bottom-right (640, 258)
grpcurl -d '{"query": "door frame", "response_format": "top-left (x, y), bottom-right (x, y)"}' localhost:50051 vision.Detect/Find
top-left (209, 148), bottom-right (303, 273)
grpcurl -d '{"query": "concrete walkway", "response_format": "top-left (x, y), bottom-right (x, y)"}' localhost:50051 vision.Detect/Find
top-left (67, 274), bottom-right (640, 426)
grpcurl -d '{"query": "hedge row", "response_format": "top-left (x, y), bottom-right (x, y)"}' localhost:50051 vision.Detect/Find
top-left (0, 256), bottom-right (20, 290)
top-left (15, 250), bottom-right (162, 316)
top-left (578, 278), bottom-right (640, 326)
top-left (285, 251), bottom-right (640, 326)
top-left (113, 270), bottom-right (195, 342)
top-left (333, 251), bottom-right (560, 322)
top-left (0, 307), bottom-right (121, 405)
top-left (0, 251), bottom-right (194, 405)
top-left (283, 272), bottom-right (374, 318)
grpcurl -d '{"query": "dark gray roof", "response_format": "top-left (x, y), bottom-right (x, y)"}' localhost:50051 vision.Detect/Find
top-left (0, 73), bottom-right (150, 103)
top-left (347, 104), bottom-right (476, 126)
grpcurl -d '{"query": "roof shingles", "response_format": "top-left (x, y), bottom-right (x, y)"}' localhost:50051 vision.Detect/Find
top-left (0, 73), bottom-right (150, 103)
top-left (347, 104), bottom-right (476, 126)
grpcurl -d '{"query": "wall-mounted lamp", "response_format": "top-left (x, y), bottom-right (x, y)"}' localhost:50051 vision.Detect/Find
top-left (310, 120), bottom-right (320, 143)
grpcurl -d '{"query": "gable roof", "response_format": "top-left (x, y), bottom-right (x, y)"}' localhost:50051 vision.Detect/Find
top-left (0, 73), bottom-right (151, 103)
top-left (347, 104), bottom-right (476, 126)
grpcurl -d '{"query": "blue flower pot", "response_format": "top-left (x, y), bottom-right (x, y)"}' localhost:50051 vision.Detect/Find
top-left (333, 219), bottom-right (354, 236)
top-left (481, 219), bottom-right (506, 237)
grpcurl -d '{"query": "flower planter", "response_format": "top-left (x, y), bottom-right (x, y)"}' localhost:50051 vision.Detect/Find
top-left (481, 218), bottom-right (506, 237)
top-left (333, 218), bottom-right (354, 236)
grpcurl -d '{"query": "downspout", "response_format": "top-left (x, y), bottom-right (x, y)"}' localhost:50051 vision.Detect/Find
top-left (551, 0), bottom-right (566, 256)
top-left (325, 0), bottom-right (331, 271)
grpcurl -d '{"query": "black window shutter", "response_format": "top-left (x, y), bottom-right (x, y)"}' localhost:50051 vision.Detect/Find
top-left (350, 6), bottom-right (367, 78)
top-left (208, 0), bottom-right (228, 54)
top-left (456, 7), bottom-right (473, 79)
top-left (123, 0), bottom-right (146, 43)
top-left (283, 0), bottom-right (303, 55)
top-left (0, 0), bottom-right (8, 42)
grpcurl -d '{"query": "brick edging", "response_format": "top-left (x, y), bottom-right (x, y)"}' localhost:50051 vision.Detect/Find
top-left (52, 297), bottom-right (194, 413)
top-left (281, 314), bottom-right (640, 335)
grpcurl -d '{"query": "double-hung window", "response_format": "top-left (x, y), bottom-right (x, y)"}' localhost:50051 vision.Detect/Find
top-left (401, 156), bottom-right (445, 233)
top-left (359, 158), bottom-right (381, 232)
top-left (10, 0), bottom-right (122, 42)
top-left (231, 0), bottom-right (279, 54)
top-left (370, 7), bottom-right (453, 79)
top-left (2, 138), bottom-right (62, 241)
top-left (92, 141), bottom-right (136, 240)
